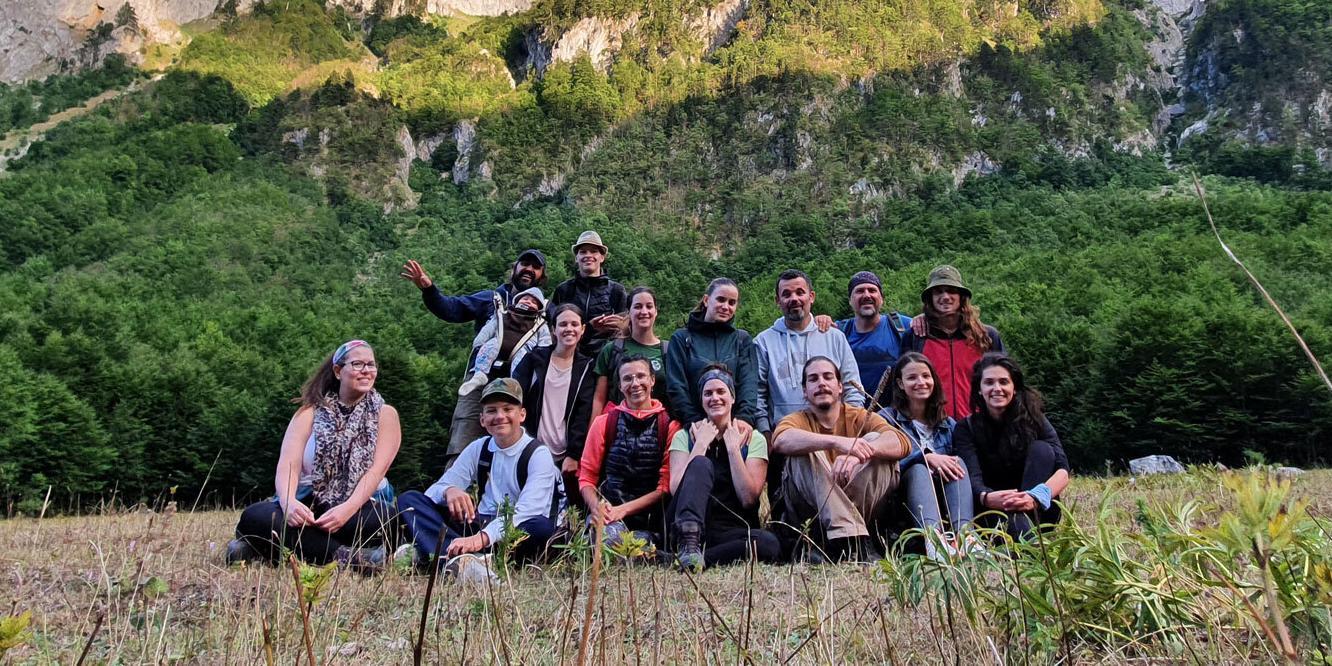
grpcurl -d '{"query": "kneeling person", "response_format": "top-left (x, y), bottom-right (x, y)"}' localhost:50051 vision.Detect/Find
top-left (397, 379), bottom-right (563, 566)
top-left (772, 356), bottom-right (912, 561)
top-left (578, 355), bottom-right (678, 547)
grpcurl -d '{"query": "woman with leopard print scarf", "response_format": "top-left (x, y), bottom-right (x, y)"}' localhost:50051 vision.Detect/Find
top-left (228, 340), bottom-right (402, 572)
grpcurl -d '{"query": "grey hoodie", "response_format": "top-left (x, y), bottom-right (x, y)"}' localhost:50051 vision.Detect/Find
top-left (754, 316), bottom-right (866, 432)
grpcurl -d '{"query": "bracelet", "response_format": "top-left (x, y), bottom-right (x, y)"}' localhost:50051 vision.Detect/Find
top-left (980, 492), bottom-right (989, 506)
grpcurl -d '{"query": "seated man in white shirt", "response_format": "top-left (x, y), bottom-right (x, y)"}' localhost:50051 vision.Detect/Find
top-left (396, 378), bottom-right (564, 567)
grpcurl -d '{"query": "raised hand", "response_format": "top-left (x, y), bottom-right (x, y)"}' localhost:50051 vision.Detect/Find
top-left (690, 420), bottom-right (721, 453)
top-left (722, 421), bottom-right (749, 451)
top-left (399, 259), bottom-right (433, 289)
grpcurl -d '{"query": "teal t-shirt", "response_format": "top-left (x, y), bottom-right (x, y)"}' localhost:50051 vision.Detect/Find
top-left (594, 338), bottom-right (667, 403)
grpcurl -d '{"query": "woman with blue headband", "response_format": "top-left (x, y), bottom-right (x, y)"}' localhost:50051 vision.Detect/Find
top-left (667, 364), bottom-right (780, 571)
top-left (226, 340), bottom-right (402, 572)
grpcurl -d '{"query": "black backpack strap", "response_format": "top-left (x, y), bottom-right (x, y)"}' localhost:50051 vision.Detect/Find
top-left (517, 438), bottom-right (563, 521)
top-left (475, 436), bottom-right (495, 498)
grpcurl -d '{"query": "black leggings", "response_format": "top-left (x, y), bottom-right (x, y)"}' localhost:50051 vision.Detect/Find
top-left (234, 499), bottom-right (394, 565)
top-left (668, 456), bottom-right (781, 567)
top-left (977, 439), bottom-right (1064, 540)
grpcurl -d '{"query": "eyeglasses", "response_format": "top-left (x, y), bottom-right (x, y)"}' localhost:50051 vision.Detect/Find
top-left (342, 360), bottom-right (378, 373)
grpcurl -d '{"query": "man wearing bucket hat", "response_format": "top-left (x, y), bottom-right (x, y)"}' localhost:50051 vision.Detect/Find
top-left (902, 265), bottom-right (1004, 420)
top-left (395, 378), bottom-right (565, 567)
top-left (547, 230), bottom-right (629, 356)
top-left (400, 249), bottom-right (549, 465)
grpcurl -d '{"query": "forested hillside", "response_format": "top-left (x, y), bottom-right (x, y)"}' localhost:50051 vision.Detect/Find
top-left (1, 0), bottom-right (1330, 512)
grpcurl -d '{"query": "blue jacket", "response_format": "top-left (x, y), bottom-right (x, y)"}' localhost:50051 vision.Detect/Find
top-left (420, 283), bottom-right (518, 336)
top-left (879, 406), bottom-right (956, 470)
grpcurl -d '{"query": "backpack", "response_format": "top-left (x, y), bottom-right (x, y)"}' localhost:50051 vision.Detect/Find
top-left (837, 310), bottom-right (907, 347)
top-left (474, 437), bottom-right (563, 521)
top-left (601, 408), bottom-right (672, 456)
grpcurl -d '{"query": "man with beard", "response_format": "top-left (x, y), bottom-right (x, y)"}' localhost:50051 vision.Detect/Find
top-left (832, 271), bottom-right (912, 398)
top-left (771, 357), bottom-right (911, 562)
top-left (547, 231), bottom-right (628, 357)
top-left (400, 250), bottom-right (548, 465)
top-left (755, 270), bottom-right (865, 534)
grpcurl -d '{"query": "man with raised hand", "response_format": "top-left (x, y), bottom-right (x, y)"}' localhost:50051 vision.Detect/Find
top-left (755, 269), bottom-right (865, 527)
top-left (396, 378), bottom-right (564, 568)
top-left (771, 357), bottom-right (911, 563)
top-left (400, 249), bottom-right (547, 465)
top-left (547, 230), bottom-right (628, 357)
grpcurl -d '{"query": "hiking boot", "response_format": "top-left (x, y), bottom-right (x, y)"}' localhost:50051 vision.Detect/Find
top-left (335, 545), bottom-right (386, 575)
top-left (225, 538), bottom-right (261, 565)
top-left (675, 521), bottom-right (704, 573)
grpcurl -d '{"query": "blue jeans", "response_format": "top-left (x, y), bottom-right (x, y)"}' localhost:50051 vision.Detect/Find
top-left (396, 490), bottom-right (558, 564)
top-left (901, 462), bottom-right (974, 532)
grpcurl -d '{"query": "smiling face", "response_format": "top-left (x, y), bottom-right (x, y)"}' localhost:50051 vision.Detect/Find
top-left (850, 282), bottom-right (883, 318)
top-left (896, 361), bottom-right (935, 405)
top-left (574, 245), bottom-right (606, 278)
top-left (802, 358), bottom-right (842, 411)
top-left (617, 359), bottom-right (655, 409)
top-left (514, 294), bottom-right (542, 312)
top-left (776, 276), bottom-right (814, 328)
top-left (333, 346), bottom-right (377, 399)
top-left (703, 284), bottom-right (739, 323)
top-left (629, 291), bottom-right (657, 335)
top-left (701, 378), bottom-right (734, 421)
top-left (480, 400), bottom-right (526, 444)
top-left (979, 365), bottom-right (1015, 416)
top-left (553, 308), bottom-right (584, 351)
top-left (930, 286), bottom-right (962, 317)
top-left (511, 259), bottom-right (544, 289)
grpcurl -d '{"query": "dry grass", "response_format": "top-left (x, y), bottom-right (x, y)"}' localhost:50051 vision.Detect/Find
top-left (3, 469), bottom-right (1331, 664)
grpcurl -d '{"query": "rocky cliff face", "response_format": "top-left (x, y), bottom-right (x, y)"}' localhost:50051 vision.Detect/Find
top-left (0, 0), bottom-right (261, 83)
top-left (0, 0), bottom-right (530, 84)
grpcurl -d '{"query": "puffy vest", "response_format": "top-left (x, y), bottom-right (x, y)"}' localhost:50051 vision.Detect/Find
top-left (598, 410), bottom-right (668, 506)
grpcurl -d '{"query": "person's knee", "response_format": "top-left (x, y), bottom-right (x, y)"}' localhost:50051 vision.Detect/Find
top-left (684, 455), bottom-right (714, 479)
top-left (753, 530), bottom-right (782, 562)
top-left (237, 501), bottom-right (283, 534)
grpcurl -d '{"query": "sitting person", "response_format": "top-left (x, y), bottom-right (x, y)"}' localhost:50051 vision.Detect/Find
top-left (457, 288), bottom-right (551, 395)
top-left (953, 353), bottom-right (1070, 540)
top-left (396, 378), bottom-right (564, 567)
top-left (669, 365), bottom-right (780, 571)
top-left (772, 356), bottom-right (912, 562)
top-left (879, 352), bottom-right (974, 558)
top-left (228, 340), bottom-right (401, 571)
top-left (578, 355), bottom-right (679, 547)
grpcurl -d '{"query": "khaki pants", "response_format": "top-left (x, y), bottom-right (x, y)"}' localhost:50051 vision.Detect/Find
top-left (445, 375), bottom-right (485, 466)
top-left (783, 453), bottom-right (900, 540)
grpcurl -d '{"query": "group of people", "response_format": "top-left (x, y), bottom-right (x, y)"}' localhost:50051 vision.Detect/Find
top-left (226, 230), bottom-right (1071, 573)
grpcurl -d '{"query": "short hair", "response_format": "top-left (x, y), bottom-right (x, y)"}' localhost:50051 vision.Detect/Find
top-left (776, 269), bottom-right (812, 296)
top-left (801, 355), bottom-right (841, 386)
top-left (616, 353), bottom-right (653, 381)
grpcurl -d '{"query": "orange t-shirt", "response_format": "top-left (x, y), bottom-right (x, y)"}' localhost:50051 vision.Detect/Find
top-left (772, 405), bottom-right (909, 463)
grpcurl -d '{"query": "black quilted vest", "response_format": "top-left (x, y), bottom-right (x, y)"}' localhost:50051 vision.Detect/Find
top-left (598, 411), bottom-right (666, 506)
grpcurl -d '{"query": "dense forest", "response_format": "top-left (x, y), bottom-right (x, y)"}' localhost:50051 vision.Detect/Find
top-left (1, 0), bottom-right (1330, 513)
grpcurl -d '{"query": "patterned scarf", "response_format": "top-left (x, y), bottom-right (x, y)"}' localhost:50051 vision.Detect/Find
top-left (311, 389), bottom-right (384, 506)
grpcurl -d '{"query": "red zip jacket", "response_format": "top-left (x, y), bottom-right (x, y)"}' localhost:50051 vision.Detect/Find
top-left (908, 325), bottom-right (1004, 421)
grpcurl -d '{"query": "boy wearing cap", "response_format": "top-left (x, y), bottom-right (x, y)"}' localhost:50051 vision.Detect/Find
top-left (400, 250), bottom-right (549, 463)
top-left (396, 378), bottom-right (564, 564)
top-left (547, 230), bottom-right (628, 356)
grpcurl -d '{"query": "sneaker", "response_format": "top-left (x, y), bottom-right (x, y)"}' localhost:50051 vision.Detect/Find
top-left (225, 538), bottom-right (261, 565)
top-left (335, 545), bottom-right (386, 575)
top-left (458, 372), bottom-right (489, 396)
top-left (675, 521), bottom-right (704, 573)
top-left (445, 553), bottom-right (500, 588)
top-left (393, 543), bottom-right (421, 572)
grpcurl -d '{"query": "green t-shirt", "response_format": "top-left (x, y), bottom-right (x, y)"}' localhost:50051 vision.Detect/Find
top-left (669, 427), bottom-right (768, 461)
top-left (594, 338), bottom-right (667, 403)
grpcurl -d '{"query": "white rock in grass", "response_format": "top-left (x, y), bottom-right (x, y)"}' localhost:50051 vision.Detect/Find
top-left (1129, 455), bottom-right (1186, 476)
top-left (1276, 466), bottom-right (1305, 480)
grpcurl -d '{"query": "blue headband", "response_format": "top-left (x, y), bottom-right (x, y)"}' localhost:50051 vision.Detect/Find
top-left (698, 367), bottom-right (735, 396)
top-left (332, 339), bottom-right (369, 365)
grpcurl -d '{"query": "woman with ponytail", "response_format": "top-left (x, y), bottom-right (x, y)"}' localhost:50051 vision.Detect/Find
top-left (663, 278), bottom-right (760, 429)
top-left (952, 353), bottom-right (1069, 540)
top-left (226, 340), bottom-right (401, 571)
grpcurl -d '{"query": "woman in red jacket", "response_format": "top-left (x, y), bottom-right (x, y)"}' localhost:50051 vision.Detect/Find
top-left (905, 265), bottom-right (1004, 421)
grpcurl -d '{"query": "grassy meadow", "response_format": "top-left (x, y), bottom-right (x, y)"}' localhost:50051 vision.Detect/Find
top-left (2, 466), bottom-right (1331, 663)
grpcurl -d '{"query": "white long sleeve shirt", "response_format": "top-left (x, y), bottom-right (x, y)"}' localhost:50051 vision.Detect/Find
top-left (425, 432), bottom-right (563, 545)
